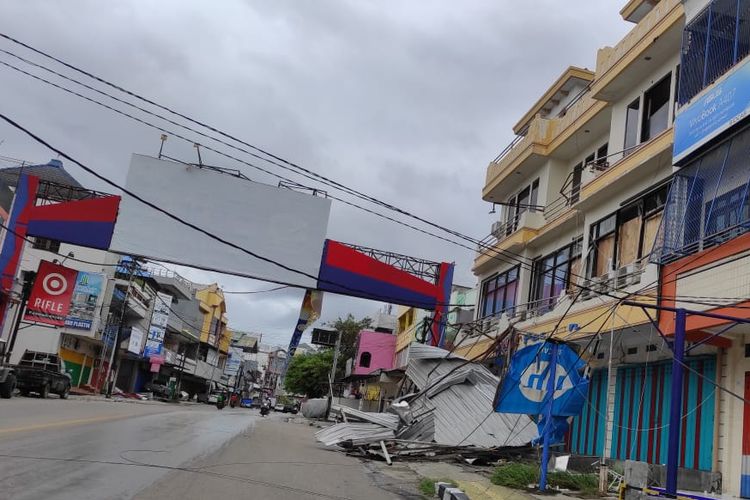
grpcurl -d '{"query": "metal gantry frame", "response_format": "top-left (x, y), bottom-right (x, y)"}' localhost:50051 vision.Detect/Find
top-left (622, 300), bottom-right (750, 498)
top-left (337, 242), bottom-right (442, 284)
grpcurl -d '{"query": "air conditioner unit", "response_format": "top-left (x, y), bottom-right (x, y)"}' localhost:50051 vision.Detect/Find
top-left (491, 221), bottom-right (505, 238)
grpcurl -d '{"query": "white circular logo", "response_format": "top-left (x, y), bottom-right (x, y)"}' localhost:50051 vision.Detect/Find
top-left (42, 273), bottom-right (68, 296)
top-left (518, 361), bottom-right (573, 403)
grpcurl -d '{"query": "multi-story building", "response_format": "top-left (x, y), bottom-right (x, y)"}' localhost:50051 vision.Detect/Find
top-left (463, 0), bottom-right (730, 490)
top-left (649, 0), bottom-right (750, 495)
top-left (194, 283), bottom-right (231, 385)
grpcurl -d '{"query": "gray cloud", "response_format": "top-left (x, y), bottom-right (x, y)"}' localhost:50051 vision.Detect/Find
top-left (0, 0), bottom-right (630, 346)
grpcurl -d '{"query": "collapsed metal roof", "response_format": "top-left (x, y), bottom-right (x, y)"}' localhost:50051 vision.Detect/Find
top-left (404, 345), bottom-right (537, 448)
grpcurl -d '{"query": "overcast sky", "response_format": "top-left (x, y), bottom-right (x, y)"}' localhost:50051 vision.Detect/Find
top-left (0, 1), bottom-right (630, 347)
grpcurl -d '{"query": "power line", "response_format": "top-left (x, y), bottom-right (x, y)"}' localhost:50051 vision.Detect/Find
top-left (0, 35), bottom-right (539, 265)
top-left (0, 54), bottom-right (646, 307)
top-left (0, 41), bottom-right (654, 302)
top-left (0, 112), bottom-right (484, 310)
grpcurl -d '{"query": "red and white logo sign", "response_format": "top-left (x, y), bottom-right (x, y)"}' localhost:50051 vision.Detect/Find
top-left (25, 260), bottom-right (78, 327)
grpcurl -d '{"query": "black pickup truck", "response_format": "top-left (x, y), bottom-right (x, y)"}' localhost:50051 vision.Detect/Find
top-left (14, 350), bottom-right (72, 399)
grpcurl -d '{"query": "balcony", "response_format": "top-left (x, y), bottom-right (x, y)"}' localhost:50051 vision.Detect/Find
top-left (473, 211), bottom-right (545, 273)
top-left (591, 0), bottom-right (683, 102)
top-left (484, 90), bottom-right (607, 201)
top-left (579, 127), bottom-right (673, 209)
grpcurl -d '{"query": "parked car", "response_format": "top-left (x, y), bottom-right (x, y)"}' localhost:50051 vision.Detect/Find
top-left (15, 350), bottom-right (72, 399)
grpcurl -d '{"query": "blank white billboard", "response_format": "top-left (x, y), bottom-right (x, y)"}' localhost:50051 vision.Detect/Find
top-left (110, 154), bottom-right (331, 288)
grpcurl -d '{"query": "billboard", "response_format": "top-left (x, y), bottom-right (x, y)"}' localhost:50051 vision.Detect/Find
top-left (127, 326), bottom-right (144, 354)
top-left (496, 341), bottom-right (588, 416)
top-left (143, 292), bottom-right (172, 358)
top-left (65, 271), bottom-right (105, 330)
top-left (110, 155), bottom-right (331, 288)
top-left (673, 56), bottom-right (750, 164)
top-left (24, 260), bottom-right (78, 326)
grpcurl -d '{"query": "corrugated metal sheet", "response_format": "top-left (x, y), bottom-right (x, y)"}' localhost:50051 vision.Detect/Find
top-left (405, 347), bottom-right (537, 448)
top-left (407, 343), bottom-right (465, 361)
top-left (397, 412), bottom-right (436, 442)
top-left (315, 423), bottom-right (395, 446)
top-left (332, 406), bottom-right (400, 430)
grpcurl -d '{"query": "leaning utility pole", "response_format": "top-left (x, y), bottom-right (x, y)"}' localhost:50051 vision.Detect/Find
top-left (105, 259), bottom-right (138, 398)
top-left (325, 330), bottom-right (343, 419)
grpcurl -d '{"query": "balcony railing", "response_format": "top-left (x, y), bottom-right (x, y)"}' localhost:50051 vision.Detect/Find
top-left (594, 0), bottom-right (682, 85)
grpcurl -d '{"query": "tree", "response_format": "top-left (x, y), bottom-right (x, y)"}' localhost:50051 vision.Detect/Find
top-left (330, 314), bottom-right (372, 380)
top-left (284, 350), bottom-right (333, 397)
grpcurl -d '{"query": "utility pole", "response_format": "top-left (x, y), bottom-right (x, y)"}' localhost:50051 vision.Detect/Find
top-left (665, 308), bottom-right (686, 497)
top-left (538, 342), bottom-right (559, 492)
top-left (105, 258), bottom-right (138, 398)
top-left (325, 330), bottom-right (343, 419)
top-left (4, 271), bottom-right (36, 363)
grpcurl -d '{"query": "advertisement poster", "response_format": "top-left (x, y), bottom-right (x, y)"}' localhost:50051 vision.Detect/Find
top-left (286, 289), bottom-right (323, 357)
top-left (127, 326), bottom-right (145, 354)
top-left (143, 292), bottom-right (172, 358)
top-left (65, 271), bottom-right (104, 330)
top-left (24, 260), bottom-right (78, 326)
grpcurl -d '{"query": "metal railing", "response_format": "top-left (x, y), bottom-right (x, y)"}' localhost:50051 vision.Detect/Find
top-left (679, 0), bottom-right (750, 106)
top-left (145, 265), bottom-right (195, 291)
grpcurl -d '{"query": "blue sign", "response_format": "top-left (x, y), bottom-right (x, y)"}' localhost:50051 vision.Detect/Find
top-left (496, 341), bottom-right (588, 416)
top-left (65, 271), bottom-right (104, 330)
top-left (673, 57), bottom-right (750, 164)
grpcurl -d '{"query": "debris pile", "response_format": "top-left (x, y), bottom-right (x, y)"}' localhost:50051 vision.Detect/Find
top-left (315, 344), bottom-right (537, 463)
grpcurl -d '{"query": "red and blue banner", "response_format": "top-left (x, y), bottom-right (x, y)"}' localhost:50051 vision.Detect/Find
top-left (316, 240), bottom-right (454, 346)
top-left (0, 174), bottom-right (38, 294)
top-left (27, 195), bottom-right (120, 250)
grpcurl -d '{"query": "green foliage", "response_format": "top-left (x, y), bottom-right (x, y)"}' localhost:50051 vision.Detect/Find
top-left (547, 471), bottom-right (598, 491)
top-left (491, 463), bottom-right (599, 493)
top-left (283, 350), bottom-right (333, 398)
top-left (418, 478), bottom-right (457, 497)
top-left (328, 314), bottom-right (372, 379)
top-left (491, 462), bottom-right (538, 489)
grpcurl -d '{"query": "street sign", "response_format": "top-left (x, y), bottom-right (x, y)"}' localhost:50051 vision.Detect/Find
top-left (311, 327), bottom-right (337, 347)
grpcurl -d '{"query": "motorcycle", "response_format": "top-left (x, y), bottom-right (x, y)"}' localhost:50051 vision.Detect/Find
top-left (216, 393), bottom-right (226, 410)
top-left (260, 403), bottom-right (270, 417)
top-left (229, 392), bottom-right (239, 408)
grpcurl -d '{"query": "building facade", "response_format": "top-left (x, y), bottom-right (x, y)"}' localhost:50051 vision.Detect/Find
top-left (463, 0), bottom-right (730, 491)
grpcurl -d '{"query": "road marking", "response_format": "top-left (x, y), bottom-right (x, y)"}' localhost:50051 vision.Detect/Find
top-left (0, 414), bottom-right (128, 435)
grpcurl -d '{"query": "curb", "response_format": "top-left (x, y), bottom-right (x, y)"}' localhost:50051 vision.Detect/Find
top-left (435, 482), bottom-right (470, 500)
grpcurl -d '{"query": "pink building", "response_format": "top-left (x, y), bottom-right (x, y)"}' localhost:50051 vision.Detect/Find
top-left (352, 330), bottom-right (396, 376)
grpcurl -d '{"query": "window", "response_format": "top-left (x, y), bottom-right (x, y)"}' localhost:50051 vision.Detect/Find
top-left (704, 184), bottom-right (750, 245)
top-left (505, 178), bottom-right (540, 234)
top-left (641, 73), bottom-right (671, 142)
top-left (480, 266), bottom-right (519, 318)
top-left (32, 237), bottom-right (60, 253)
top-left (359, 351), bottom-right (371, 368)
top-left (570, 163), bottom-right (583, 204)
top-left (531, 239), bottom-right (583, 311)
top-left (590, 214), bottom-right (617, 277)
top-left (590, 184), bottom-right (670, 277)
top-left (624, 98), bottom-right (640, 153)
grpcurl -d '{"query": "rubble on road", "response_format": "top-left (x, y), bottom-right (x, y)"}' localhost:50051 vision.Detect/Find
top-left (314, 344), bottom-right (537, 464)
top-left (315, 422), bottom-right (395, 446)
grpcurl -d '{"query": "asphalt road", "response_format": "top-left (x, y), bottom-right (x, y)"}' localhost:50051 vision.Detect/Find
top-left (0, 397), bottom-right (417, 499)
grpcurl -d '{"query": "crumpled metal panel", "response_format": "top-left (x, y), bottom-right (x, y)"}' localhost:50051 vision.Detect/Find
top-left (315, 423), bottom-right (395, 446)
top-left (405, 346), bottom-right (537, 448)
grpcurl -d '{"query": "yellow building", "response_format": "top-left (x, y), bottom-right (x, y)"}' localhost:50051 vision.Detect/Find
top-left (460, 0), bottom-right (681, 360)
top-left (196, 283), bottom-right (231, 354)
